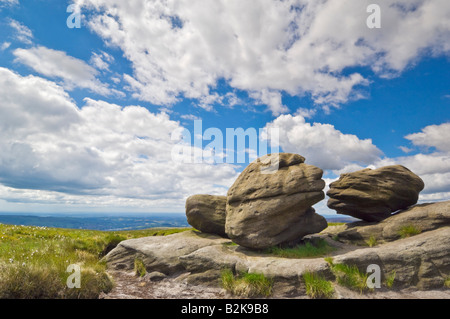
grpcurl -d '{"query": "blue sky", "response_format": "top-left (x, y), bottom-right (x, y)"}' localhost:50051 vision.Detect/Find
top-left (0, 0), bottom-right (449, 215)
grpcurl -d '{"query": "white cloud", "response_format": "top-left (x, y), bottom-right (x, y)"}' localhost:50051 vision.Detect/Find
top-left (0, 0), bottom-right (18, 5)
top-left (13, 46), bottom-right (120, 96)
top-left (90, 50), bottom-right (114, 71)
top-left (265, 114), bottom-right (382, 170)
top-left (180, 114), bottom-right (201, 121)
top-left (405, 122), bottom-right (450, 152)
top-left (8, 19), bottom-right (33, 44)
top-left (0, 0), bottom-right (18, 10)
top-left (0, 67), bottom-right (238, 210)
top-left (398, 146), bottom-right (413, 154)
top-left (74, 0), bottom-right (450, 114)
top-left (0, 42), bottom-right (11, 51)
top-left (249, 90), bottom-right (289, 116)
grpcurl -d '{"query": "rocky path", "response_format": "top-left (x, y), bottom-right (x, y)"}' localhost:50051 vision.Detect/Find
top-left (100, 271), bottom-right (227, 299)
top-left (101, 270), bottom-right (450, 300)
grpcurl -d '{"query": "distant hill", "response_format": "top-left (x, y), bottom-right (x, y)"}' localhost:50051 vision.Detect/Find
top-left (0, 212), bottom-right (355, 231)
top-left (0, 213), bottom-right (190, 231)
top-left (322, 215), bottom-right (358, 223)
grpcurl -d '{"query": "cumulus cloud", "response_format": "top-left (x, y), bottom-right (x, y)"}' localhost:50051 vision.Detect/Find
top-left (265, 114), bottom-right (382, 170)
top-left (73, 0), bottom-right (450, 114)
top-left (405, 122), bottom-right (450, 152)
top-left (13, 46), bottom-right (121, 96)
top-left (0, 67), bottom-right (238, 210)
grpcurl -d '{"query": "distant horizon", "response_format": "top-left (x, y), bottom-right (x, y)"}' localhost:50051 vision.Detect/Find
top-left (0, 211), bottom-right (355, 232)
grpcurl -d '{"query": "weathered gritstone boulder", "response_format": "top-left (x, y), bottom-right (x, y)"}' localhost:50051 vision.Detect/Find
top-left (324, 200), bottom-right (450, 245)
top-left (186, 195), bottom-right (227, 237)
top-left (225, 153), bottom-right (327, 250)
top-left (327, 165), bottom-right (425, 222)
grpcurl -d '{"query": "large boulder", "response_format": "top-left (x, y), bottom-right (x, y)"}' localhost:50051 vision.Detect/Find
top-left (327, 165), bottom-right (424, 222)
top-left (225, 153), bottom-right (327, 249)
top-left (186, 195), bottom-right (227, 237)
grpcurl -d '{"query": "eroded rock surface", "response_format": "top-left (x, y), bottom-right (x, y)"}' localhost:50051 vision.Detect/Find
top-left (186, 194), bottom-right (227, 237)
top-left (325, 201), bottom-right (450, 244)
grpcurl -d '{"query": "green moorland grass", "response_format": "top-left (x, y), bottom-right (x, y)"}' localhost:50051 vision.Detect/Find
top-left (385, 270), bottom-right (396, 289)
top-left (134, 258), bottom-right (147, 277)
top-left (325, 258), bottom-right (370, 293)
top-left (0, 223), bottom-right (189, 299)
top-left (302, 272), bottom-right (335, 299)
top-left (326, 222), bottom-right (346, 227)
top-left (265, 238), bottom-right (335, 259)
top-left (398, 224), bottom-right (422, 238)
top-left (365, 236), bottom-right (378, 247)
top-left (221, 269), bottom-right (273, 298)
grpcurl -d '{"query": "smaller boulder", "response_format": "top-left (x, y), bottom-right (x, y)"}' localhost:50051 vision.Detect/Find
top-left (186, 195), bottom-right (227, 237)
top-left (327, 165), bottom-right (424, 222)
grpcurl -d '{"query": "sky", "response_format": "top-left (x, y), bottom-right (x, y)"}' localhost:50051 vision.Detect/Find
top-left (0, 0), bottom-right (449, 215)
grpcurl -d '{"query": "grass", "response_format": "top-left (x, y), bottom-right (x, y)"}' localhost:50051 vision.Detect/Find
top-left (221, 269), bottom-right (273, 298)
top-left (365, 236), bottom-right (378, 247)
top-left (265, 238), bottom-right (335, 259)
top-left (326, 222), bottom-right (346, 227)
top-left (0, 223), bottom-right (189, 299)
top-left (302, 272), bottom-right (334, 299)
top-left (398, 225), bottom-right (422, 238)
top-left (444, 276), bottom-right (450, 289)
top-left (385, 270), bottom-right (396, 289)
top-left (134, 259), bottom-right (147, 277)
top-left (325, 258), bottom-right (369, 293)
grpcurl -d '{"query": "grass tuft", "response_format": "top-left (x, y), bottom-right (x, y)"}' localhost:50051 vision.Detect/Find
top-left (134, 259), bottom-right (146, 277)
top-left (302, 272), bottom-right (334, 299)
top-left (221, 269), bottom-right (273, 298)
top-left (265, 238), bottom-right (335, 259)
top-left (385, 270), bottom-right (396, 289)
top-left (325, 259), bottom-right (369, 294)
top-left (398, 225), bottom-right (421, 238)
top-left (444, 276), bottom-right (450, 289)
top-left (365, 236), bottom-right (378, 247)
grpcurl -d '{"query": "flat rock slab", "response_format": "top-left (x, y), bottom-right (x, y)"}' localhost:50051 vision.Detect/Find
top-left (106, 231), bottom-right (230, 274)
top-left (325, 200), bottom-right (450, 244)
